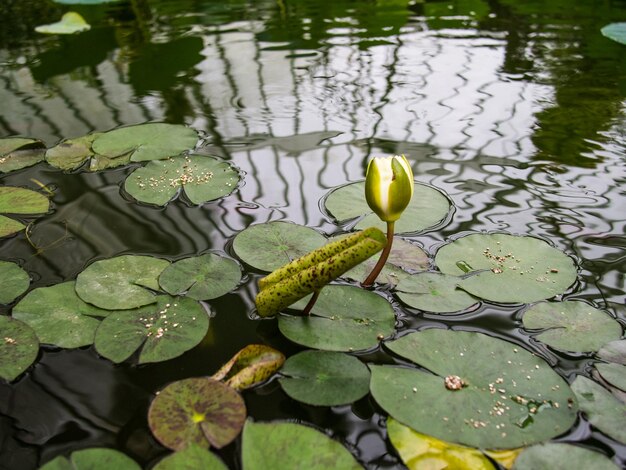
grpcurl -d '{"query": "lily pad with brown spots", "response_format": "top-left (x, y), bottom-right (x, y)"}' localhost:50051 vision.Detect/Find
top-left (0, 316), bottom-right (39, 382)
top-left (211, 344), bottom-right (285, 390)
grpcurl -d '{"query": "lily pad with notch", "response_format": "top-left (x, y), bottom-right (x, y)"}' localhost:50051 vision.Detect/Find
top-left (278, 285), bottom-right (395, 352)
top-left (159, 253), bottom-right (242, 301)
top-left (0, 316), bottom-right (39, 382)
top-left (371, 329), bottom-right (578, 449)
top-left (0, 186), bottom-right (50, 238)
top-left (45, 133), bottom-right (125, 171)
top-left (94, 295), bottom-right (209, 364)
top-left (512, 442), bottom-right (618, 470)
top-left (279, 350), bottom-right (370, 406)
top-left (39, 448), bottom-right (140, 470)
top-left (396, 272), bottom-right (479, 313)
top-left (148, 377), bottom-right (246, 450)
top-left (211, 344), bottom-right (285, 391)
top-left (75, 255), bottom-right (170, 310)
top-left (522, 301), bottom-right (622, 353)
top-left (233, 221), bottom-right (327, 272)
top-left (324, 181), bottom-right (451, 234)
top-left (0, 261), bottom-right (30, 304)
top-left (152, 444), bottom-right (228, 470)
top-left (0, 137), bottom-right (46, 173)
top-left (435, 233), bottom-right (577, 303)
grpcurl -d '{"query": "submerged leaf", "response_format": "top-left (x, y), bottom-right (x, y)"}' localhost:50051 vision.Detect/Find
top-left (153, 445), bottom-right (228, 470)
top-left (0, 261), bottom-right (30, 304)
top-left (512, 442), bottom-right (619, 470)
top-left (0, 316), bottom-right (39, 382)
top-left (0, 137), bottom-right (45, 173)
top-left (212, 344), bottom-right (284, 390)
top-left (35, 12), bottom-right (91, 34)
top-left (40, 448), bottom-right (141, 470)
top-left (148, 378), bottom-right (246, 450)
top-left (396, 272), bottom-right (478, 313)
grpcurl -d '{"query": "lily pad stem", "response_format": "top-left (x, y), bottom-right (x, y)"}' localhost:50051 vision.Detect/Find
top-left (362, 221), bottom-right (394, 287)
top-left (302, 290), bottom-right (321, 316)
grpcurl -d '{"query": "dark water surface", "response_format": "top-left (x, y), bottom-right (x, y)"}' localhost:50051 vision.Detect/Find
top-left (1, 0), bottom-right (626, 468)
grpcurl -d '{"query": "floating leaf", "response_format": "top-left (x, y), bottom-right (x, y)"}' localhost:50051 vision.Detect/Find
top-left (0, 316), bottom-right (39, 382)
top-left (0, 186), bottom-right (50, 237)
top-left (0, 137), bottom-right (45, 173)
top-left (45, 133), bottom-right (115, 171)
top-left (324, 181), bottom-right (451, 233)
top-left (211, 344), bottom-right (285, 391)
top-left (597, 339), bottom-right (626, 365)
top-left (40, 448), bottom-right (141, 470)
top-left (35, 12), bottom-right (91, 35)
top-left (595, 363), bottom-right (626, 393)
top-left (522, 301), bottom-right (622, 353)
top-left (75, 255), bottom-right (170, 310)
top-left (153, 444), bottom-right (228, 470)
top-left (396, 272), bottom-right (479, 313)
top-left (159, 253), bottom-right (242, 301)
top-left (387, 417), bottom-right (496, 470)
top-left (256, 227), bottom-right (386, 317)
top-left (242, 420), bottom-right (362, 470)
top-left (232, 221), bottom-right (326, 272)
top-left (601, 23), bottom-right (626, 45)
top-left (13, 282), bottom-right (107, 348)
top-left (92, 123), bottom-right (199, 162)
top-left (148, 378), bottom-right (246, 450)
top-left (278, 285), bottom-right (395, 352)
top-left (371, 329), bottom-right (578, 449)
top-left (279, 350), bottom-right (370, 406)
top-left (512, 442), bottom-right (619, 470)
top-left (0, 261), bottom-right (30, 304)
top-left (94, 295), bottom-right (208, 364)
top-left (435, 233), bottom-right (577, 303)
top-left (125, 155), bottom-right (240, 206)
top-left (53, 0), bottom-right (122, 3)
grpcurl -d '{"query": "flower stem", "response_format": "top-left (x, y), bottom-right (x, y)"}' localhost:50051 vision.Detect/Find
top-left (302, 289), bottom-right (321, 316)
top-left (362, 221), bottom-right (395, 287)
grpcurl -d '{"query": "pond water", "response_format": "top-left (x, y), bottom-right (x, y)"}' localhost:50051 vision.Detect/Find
top-left (1, 0), bottom-right (626, 468)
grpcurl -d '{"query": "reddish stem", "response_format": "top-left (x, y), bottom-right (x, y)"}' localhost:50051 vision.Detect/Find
top-left (362, 221), bottom-right (395, 287)
top-left (302, 290), bottom-right (321, 316)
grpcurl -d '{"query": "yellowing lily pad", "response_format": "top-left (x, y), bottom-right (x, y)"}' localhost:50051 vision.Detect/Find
top-left (396, 272), bottom-right (479, 313)
top-left (522, 301), bottom-right (622, 353)
top-left (40, 448), bottom-right (140, 470)
top-left (152, 445), bottom-right (228, 470)
top-left (513, 443), bottom-right (619, 470)
top-left (148, 377), bottom-right (246, 450)
top-left (211, 344), bottom-right (285, 391)
top-left (0, 316), bottom-right (39, 382)
top-left (324, 181), bottom-right (451, 234)
top-left (435, 233), bottom-right (577, 303)
top-left (0, 137), bottom-right (45, 173)
top-left (0, 186), bottom-right (50, 238)
top-left (35, 12), bottom-right (91, 35)
top-left (371, 329), bottom-right (578, 449)
top-left (0, 261), bottom-right (30, 304)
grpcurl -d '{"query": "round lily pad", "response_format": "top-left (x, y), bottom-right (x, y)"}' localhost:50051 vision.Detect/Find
top-left (76, 255), bottom-right (170, 310)
top-left (601, 23), bottom-right (626, 45)
top-left (0, 186), bottom-right (50, 238)
top-left (396, 272), bottom-right (479, 313)
top-left (278, 285), bottom-right (396, 352)
top-left (324, 181), bottom-right (451, 234)
top-left (371, 329), bottom-right (578, 449)
top-left (94, 295), bottom-right (209, 364)
top-left (148, 377), bottom-right (246, 450)
top-left (0, 137), bottom-right (45, 173)
top-left (12, 282), bottom-right (107, 348)
top-left (211, 344), bottom-right (285, 391)
top-left (45, 133), bottom-right (116, 171)
top-left (159, 253), bottom-right (241, 300)
top-left (522, 301), bottom-right (622, 353)
top-left (125, 155), bottom-right (240, 206)
top-left (435, 233), bottom-right (577, 303)
top-left (597, 339), bottom-right (626, 365)
top-left (35, 12), bottom-right (91, 35)
top-left (242, 420), bottom-right (362, 470)
top-left (233, 222), bottom-right (327, 272)
top-left (0, 261), bottom-right (30, 304)
top-left (153, 445), bottom-right (228, 470)
top-left (92, 123), bottom-right (199, 162)
top-left (512, 442), bottom-right (618, 470)
top-left (279, 350), bottom-right (370, 406)
top-left (40, 448), bottom-right (141, 470)
top-left (0, 316), bottom-right (39, 382)
top-left (595, 363), bottom-right (626, 392)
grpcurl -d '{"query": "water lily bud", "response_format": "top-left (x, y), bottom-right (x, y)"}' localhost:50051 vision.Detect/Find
top-left (365, 155), bottom-right (414, 222)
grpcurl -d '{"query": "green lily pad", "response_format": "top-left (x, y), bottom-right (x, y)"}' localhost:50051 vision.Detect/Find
top-left (40, 448), bottom-right (141, 470)
top-left (435, 233), bottom-right (577, 303)
top-left (595, 363), bottom-right (626, 393)
top-left (148, 377), bottom-right (246, 450)
top-left (597, 340), bottom-right (626, 365)
top-left (125, 155), bottom-right (240, 206)
top-left (92, 123), bottom-right (199, 162)
top-left (396, 272), bottom-right (479, 313)
top-left (324, 181), bottom-right (451, 234)
top-left (0, 138), bottom-right (45, 173)
top-left (233, 222), bottom-right (327, 272)
top-left (211, 344), bottom-right (285, 391)
top-left (278, 285), bottom-right (396, 352)
top-left (601, 23), bottom-right (626, 45)
top-left (0, 186), bottom-right (50, 237)
top-left (512, 442), bottom-right (618, 470)
top-left (572, 376), bottom-right (626, 444)
top-left (242, 420), bottom-right (362, 470)
top-left (159, 253), bottom-right (241, 301)
top-left (0, 261), bottom-right (30, 304)
top-left (12, 282), bottom-right (107, 348)
top-left (522, 301), bottom-right (622, 353)
top-left (387, 417), bottom-right (496, 470)
top-left (35, 12), bottom-right (91, 35)
top-left (279, 350), bottom-right (370, 406)
top-left (153, 445), bottom-right (228, 470)
top-left (94, 295), bottom-right (208, 364)
top-left (45, 133), bottom-right (118, 171)
top-left (0, 316), bottom-right (39, 382)
top-left (371, 329), bottom-right (578, 449)
top-left (75, 255), bottom-right (170, 310)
